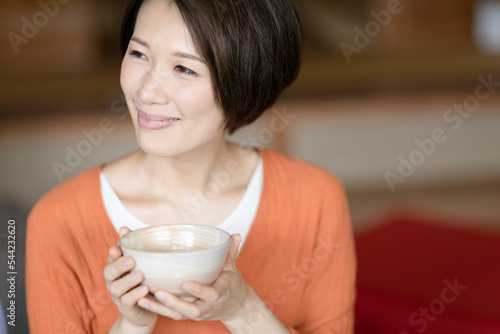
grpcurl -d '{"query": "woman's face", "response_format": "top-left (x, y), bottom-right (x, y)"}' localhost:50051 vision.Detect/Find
top-left (120, 0), bottom-right (225, 157)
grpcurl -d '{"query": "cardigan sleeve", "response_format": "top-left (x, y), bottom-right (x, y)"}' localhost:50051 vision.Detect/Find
top-left (293, 177), bottom-right (357, 334)
top-left (26, 198), bottom-right (94, 334)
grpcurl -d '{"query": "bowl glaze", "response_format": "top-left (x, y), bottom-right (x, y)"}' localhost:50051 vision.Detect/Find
top-left (118, 224), bottom-right (231, 298)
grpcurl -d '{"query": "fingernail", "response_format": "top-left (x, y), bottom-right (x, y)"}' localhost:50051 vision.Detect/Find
top-left (138, 286), bottom-right (148, 294)
top-left (155, 291), bottom-right (167, 302)
top-left (138, 300), bottom-right (149, 309)
top-left (122, 258), bottom-right (132, 268)
top-left (183, 283), bottom-right (194, 292)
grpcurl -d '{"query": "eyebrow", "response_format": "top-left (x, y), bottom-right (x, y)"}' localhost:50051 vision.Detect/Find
top-left (130, 36), bottom-right (150, 49)
top-left (173, 52), bottom-right (203, 63)
top-left (130, 36), bottom-right (204, 63)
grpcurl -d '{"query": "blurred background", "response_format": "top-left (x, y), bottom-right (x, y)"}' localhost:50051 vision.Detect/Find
top-left (1, 0), bottom-right (499, 333)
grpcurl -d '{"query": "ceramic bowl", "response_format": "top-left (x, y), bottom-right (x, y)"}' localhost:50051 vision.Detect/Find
top-left (118, 224), bottom-right (231, 298)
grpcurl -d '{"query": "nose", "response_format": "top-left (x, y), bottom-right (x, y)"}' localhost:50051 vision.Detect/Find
top-left (138, 71), bottom-right (169, 105)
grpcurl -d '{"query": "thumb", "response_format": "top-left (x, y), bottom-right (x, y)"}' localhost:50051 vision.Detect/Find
top-left (119, 226), bottom-right (132, 238)
top-left (223, 234), bottom-right (241, 270)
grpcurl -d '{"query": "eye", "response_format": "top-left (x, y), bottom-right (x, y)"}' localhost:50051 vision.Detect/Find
top-left (129, 50), bottom-right (148, 60)
top-left (175, 65), bottom-right (197, 76)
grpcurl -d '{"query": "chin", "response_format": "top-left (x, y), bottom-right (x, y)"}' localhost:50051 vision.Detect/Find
top-left (136, 132), bottom-right (209, 159)
top-left (133, 121), bottom-right (226, 158)
top-left (137, 137), bottom-right (184, 158)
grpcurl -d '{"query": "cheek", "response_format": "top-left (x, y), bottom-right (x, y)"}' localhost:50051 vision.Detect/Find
top-left (120, 60), bottom-right (132, 95)
top-left (120, 59), bottom-right (140, 99)
top-left (182, 86), bottom-right (222, 120)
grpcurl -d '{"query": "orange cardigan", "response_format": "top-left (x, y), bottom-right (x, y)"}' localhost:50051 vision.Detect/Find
top-left (26, 148), bottom-right (356, 333)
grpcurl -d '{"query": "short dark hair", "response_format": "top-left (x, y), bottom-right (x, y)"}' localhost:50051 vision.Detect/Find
top-left (121, 0), bottom-right (303, 134)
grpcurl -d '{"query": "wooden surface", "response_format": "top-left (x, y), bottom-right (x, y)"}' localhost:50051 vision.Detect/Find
top-left (2, 0), bottom-right (500, 117)
top-left (2, 50), bottom-right (500, 118)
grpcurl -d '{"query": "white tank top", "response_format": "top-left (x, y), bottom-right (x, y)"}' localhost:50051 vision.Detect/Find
top-left (99, 158), bottom-right (263, 251)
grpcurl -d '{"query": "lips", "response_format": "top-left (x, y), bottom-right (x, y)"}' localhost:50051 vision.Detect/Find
top-left (137, 110), bottom-right (180, 130)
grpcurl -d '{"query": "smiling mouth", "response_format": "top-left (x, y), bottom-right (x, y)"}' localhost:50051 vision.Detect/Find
top-left (137, 110), bottom-right (180, 130)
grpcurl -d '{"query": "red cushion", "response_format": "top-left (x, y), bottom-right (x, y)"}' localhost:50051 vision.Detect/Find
top-left (355, 213), bottom-right (500, 334)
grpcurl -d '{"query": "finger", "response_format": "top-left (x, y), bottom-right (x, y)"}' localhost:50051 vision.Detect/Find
top-left (108, 246), bottom-right (122, 263)
top-left (223, 234), bottom-right (241, 270)
top-left (156, 291), bottom-right (203, 319)
top-left (103, 256), bottom-right (135, 283)
top-left (137, 294), bottom-right (187, 321)
top-left (119, 226), bottom-right (132, 238)
top-left (181, 281), bottom-right (222, 304)
top-left (108, 270), bottom-right (144, 299)
top-left (120, 284), bottom-right (150, 307)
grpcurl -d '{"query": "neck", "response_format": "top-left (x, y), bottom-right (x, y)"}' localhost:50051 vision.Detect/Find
top-left (137, 137), bottom-right (239, 199)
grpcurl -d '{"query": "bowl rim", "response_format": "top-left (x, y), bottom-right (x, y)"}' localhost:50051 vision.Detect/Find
top-left (117, 224), bottom-right (232, 256)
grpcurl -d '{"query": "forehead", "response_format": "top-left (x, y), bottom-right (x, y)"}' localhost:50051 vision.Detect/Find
top-left (134, 0), bottom-right (196, 54)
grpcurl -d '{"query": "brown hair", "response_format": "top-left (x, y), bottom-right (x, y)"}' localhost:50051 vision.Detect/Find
top-left (121, 0), bottom-right (302, 134)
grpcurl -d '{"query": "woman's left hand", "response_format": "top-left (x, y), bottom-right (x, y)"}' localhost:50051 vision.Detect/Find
top-left (136, 234), bottom-right (254, 322)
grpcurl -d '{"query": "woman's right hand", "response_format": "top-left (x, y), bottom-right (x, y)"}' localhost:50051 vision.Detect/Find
top-left (104, 227), bottom-right (158, 333)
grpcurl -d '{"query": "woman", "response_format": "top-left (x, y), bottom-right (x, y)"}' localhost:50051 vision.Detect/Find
top-left (26, 0), bottom-right (356, 333)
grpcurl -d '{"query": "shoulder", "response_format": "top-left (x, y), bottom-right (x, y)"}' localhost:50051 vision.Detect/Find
top-left (259, 148), bottom-right (344, 196)
top-left (255, 150), bottom-right (353, 269)
top-left (28, 166), bottom-right (102, 231)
